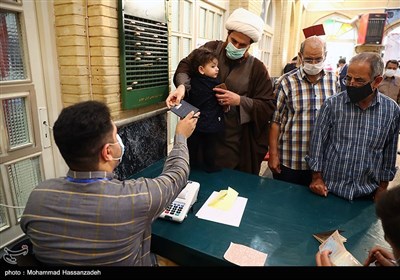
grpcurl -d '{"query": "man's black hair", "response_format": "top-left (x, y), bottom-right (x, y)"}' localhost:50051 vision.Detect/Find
top-left (53, 101), bottom-right (113, 171)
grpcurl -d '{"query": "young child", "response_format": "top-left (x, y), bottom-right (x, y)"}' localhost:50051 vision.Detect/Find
top-left (185, 47), bottom-right (225, 172)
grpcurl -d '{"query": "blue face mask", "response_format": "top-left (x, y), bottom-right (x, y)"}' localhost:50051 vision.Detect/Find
top-left (225, 42), bottom-right (247, 60)
top-left (109, 134), bottom-right (125, 162)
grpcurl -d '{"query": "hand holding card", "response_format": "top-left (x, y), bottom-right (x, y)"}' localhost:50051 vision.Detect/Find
top-left (171, 100), bottom-right (200, 119)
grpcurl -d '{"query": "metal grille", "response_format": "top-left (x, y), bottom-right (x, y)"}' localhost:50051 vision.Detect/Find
top-left (0, 11), bottom-right (26, 81)
top-left (7, 156), bottom-right (42, 218)
top-left (2, 97), bottom-right (30, 148)
top-left (0, 185), bottom-right (8, 228)
top-left (123, 15), bottom-right (168, 90)
top-left (365, 17), bottom-right (386, 42)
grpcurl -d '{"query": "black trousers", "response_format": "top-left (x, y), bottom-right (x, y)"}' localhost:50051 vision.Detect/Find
top-left (272, 164), bottom-right (312, 186)
top-left (188, 130), bottom-right (221, 172)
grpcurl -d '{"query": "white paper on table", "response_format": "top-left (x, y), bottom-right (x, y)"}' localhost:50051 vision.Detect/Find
top-left (195, 191), bottom-right (247, 227)
top-left (224, 242), bottom-right (268, 266)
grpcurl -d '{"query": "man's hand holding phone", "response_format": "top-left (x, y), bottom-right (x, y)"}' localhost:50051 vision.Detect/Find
top-left (214, 83), bottom-right (227, 90)
top-left (214, 83), bottom-right (234, 111)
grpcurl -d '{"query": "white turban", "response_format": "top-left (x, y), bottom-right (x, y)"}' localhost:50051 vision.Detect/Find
top-left (225, 8), bottom-right (264, 43)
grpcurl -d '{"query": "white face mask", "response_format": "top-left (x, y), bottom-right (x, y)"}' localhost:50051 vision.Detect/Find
top-left (109, 134), bottom-right (125, 162)
top-left (385, 69), bottom-right (396, 77)
top-left (302, 61), bottom-right (324, 75)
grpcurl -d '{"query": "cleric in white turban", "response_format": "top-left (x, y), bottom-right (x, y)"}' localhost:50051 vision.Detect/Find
top-left (169, 7), bottom-right (275, 176)
top-left (225, 8), bottom-right (264, 43)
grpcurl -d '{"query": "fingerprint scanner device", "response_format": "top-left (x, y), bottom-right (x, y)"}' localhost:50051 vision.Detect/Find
top-left (159, 181), bottom-right (200, 223)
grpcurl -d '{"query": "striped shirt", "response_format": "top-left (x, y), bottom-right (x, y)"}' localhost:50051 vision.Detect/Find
top-left (20, 134), bottom-right (189, 266)
top-left (272, 68), bottom-right (337, 170)
top-left (306, 91), bottom-right (400, 200)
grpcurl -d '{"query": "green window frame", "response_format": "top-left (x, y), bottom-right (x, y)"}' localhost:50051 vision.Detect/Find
top-left (118, 1), bottom-right (169, 109)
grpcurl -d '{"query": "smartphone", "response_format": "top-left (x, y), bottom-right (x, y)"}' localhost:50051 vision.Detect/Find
top-left (214, 83), bottom-right (227, 90)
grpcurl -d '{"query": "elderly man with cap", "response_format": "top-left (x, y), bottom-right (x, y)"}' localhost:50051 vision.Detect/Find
top-left (166, 8), bottom-right (276, 175)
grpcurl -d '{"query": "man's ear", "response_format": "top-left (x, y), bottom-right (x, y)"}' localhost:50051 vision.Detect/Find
top-left (373, 75), bottom-right (384, 88)
top-left (298, 52), bottom-right (302, 63)
top-left (101, 144), bottom-right (113, 162)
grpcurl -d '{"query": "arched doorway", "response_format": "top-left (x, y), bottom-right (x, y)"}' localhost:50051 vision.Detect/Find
top-left (383, 22), bottom-right (400, 63)
top-left (316, 14), bottom-right (358, 73)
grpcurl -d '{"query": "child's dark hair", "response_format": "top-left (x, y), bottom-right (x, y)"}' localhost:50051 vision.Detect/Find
top-left (187, 47), bottom-right (218, 74)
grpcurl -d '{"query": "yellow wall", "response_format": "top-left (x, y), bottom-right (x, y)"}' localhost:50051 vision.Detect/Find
top-left (52, 0), bottom-right (399, 118)
top-left (54, 0), bottom-right (164, 120)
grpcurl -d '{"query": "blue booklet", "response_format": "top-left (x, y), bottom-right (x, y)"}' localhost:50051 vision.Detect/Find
top-left (171, 100), bottom-right (199, 118)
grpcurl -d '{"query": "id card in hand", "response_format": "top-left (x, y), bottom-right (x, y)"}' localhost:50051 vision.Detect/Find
top-left (171, 100), bottom-right (199, 118)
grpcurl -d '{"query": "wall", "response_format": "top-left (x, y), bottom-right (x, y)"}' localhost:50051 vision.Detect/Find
top-left (114, 113), bottom-right (167, 180)
top-left (50, 0), bottom-right (398, 177)
top-left (270, 0), bottom-right (293, 77)
top-left (268, 0), bottom-right (400, 77)
top-left (53, 0), bottom-right (167, 176)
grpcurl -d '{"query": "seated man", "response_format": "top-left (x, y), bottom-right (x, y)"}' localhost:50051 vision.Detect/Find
top-left (20, 101), bottom-right (198, 266)
top-left (316, 186), bottom-right (400, 266)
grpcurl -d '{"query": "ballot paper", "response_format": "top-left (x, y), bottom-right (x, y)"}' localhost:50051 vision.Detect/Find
top-left (208, 187), bottom-right (238, 211)
top-left (195, 188), bottom-right (247, 227)
top-left (313, 229), bottom-right (346, 244)
top-left (224, 242), bottom-right (268, 266)
top-left (319, 230), bottom-right (361, 266)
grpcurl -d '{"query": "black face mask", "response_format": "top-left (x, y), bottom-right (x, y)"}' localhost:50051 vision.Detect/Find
top-left (346, 82), bottom-right (373, 103)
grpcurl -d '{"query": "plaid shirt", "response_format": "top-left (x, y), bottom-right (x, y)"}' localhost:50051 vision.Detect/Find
top-left (20, 134), bottom-right (189, 266)
top-left (272, 67), bottom-right (337, 170)
top-left (306, 92), bottom-right (400, 200)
